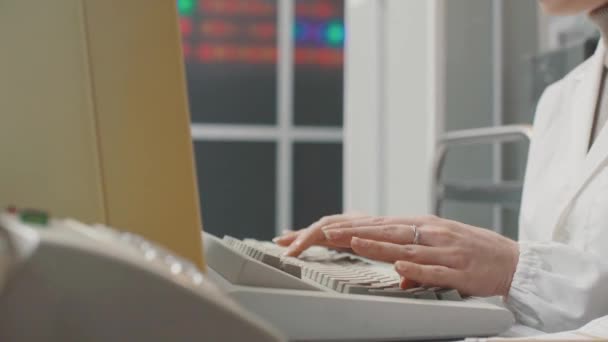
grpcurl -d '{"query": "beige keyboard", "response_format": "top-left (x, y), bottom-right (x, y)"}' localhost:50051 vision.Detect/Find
top-left (222, 236), bottom-right (462, 301)
top-left (204, 232), bottom-right (515, 341)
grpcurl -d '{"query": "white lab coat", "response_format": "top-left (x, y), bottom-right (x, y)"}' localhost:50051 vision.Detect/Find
top-left (506, 40), bottom-right (608, 332)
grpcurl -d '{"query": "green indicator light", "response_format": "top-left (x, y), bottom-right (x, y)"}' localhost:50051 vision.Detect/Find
top-left (326, 21), bottom-right (345, 47)
top-left (19, 210), bottom-right (49, 226)
top-left (177, 0), bottom-right (196, 16)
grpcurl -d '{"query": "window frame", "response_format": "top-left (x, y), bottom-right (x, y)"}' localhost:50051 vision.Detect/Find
top-left (189, 0), bottom-right (344, 235)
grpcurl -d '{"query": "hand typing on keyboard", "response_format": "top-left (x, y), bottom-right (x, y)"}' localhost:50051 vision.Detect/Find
top-left (273, 213), bottom-right (368, 257)
top-left (275, 214), bottom-right (519, 298)
top-left (224, 235), bottom-right (463, 300)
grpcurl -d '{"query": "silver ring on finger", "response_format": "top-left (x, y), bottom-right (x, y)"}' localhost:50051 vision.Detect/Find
top-left (410, 225), bottom-right (420, 245)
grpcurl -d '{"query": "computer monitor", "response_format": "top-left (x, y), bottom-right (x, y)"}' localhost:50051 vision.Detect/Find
top-left (0, 0), bottom-right (205, 269)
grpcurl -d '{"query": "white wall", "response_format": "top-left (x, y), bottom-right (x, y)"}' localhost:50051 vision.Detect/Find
top-left (343, 0), bottom-right (383, 215)
top-left (344, 0), bottom-right (444, 216)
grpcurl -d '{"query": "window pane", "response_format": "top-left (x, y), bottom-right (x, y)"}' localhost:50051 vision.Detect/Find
top-left (441, 0), bottom-right (494, 229)
top-left (179, 0), bottom-right (278, 125)
top-left (194, 141), bottom-right (276, 240)
top-left (293, 0), bottom-right (344, 126)
top-left (292, 143), bottom-right (342, 229)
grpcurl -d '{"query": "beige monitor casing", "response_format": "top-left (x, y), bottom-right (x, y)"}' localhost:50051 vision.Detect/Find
top-left (0, 0), bottom-right (205, 269)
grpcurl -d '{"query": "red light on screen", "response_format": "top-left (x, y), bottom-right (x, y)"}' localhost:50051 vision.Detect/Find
top-left (180, 18), bottom-right (193, 37)
top-left (212, 0), bottom-right (225, 14)
top-left (196, 44), bottom-right (275, 64)
top-left (295, 3), bottom-right (309, 17)
top-left (295, 48), bottom-right (313, 64)
top-left (225, 45), bottom-right (239, 62)
top-left (262, 47), bottom-right (277, 63)
top-left (318, 48), bottom-right (342, 66)
top-left (250, 1), bottom-right (267, 15)
top-left (297, 2), bottom-right (335, 19)
top-left (261, 2), bottom-right (275, 15)
top-left (224, 0), bottom-right (239, 14)
top-left (315, 2), bottom-right (334, 18)
top-left (200, 0), bottom-right (213, 12)
top-left (215, 46), bottom-right (227, 60)
top-left (245, 47), bottom-right (263, 63)
top-left (200, 0), bottom-right (274, 16)
top-left (195, 44), bottom-right (340, 67)
top-left (201, 20), bottom-right (238, 38)
top-left (197, 44), bottom-right (214, 62)
top-left (238, 46), bottom-right (252, 60)
top-left (250, 2), bottom-right (265, 16)
top-left (249, 23), bottom-right (276, 39)
top-left (295, 48), bottom-right (342, 67)
top-left (241, 47), bottom-right (263, 63)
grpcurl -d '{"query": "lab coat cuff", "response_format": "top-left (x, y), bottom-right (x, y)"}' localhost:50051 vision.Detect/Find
top-left (505, 241), bottom-right (544, 327)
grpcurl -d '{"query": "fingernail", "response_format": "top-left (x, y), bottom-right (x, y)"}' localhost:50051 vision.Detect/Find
top-left (395, 262), bottom-right (408, 272)
top-left (272, 237), bottom-right (281, 243)
top-left (323, 230), bottom-right (342, 240)
top-left (351, 237), bottom-right (367, 247)
top-left (282, 243), bottom-right (299, 257)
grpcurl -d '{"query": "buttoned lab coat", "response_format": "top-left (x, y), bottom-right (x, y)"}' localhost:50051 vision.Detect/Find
top-left (505, 40), bottom-right (608, 332)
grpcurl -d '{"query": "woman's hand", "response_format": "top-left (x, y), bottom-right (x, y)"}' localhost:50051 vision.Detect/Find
top-left (321, 215), bottom-right (520, 297)
top-left (273, 213), bottom-right (368, 256)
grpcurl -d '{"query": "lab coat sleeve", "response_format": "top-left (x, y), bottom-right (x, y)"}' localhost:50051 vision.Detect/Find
top-left (506, 241), bottom-right (608, 332)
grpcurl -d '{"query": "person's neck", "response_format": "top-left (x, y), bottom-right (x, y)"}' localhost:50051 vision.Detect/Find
top-left (590, 3), bottom-right (608, 49)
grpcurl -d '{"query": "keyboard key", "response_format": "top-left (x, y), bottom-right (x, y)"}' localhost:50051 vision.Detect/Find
top-left (434, 288), bottom-right (463, 301)
top-left (344, 284), bottom-right (376, 294)
top-left (328, 275), bottom-right (374, 290)
top-left (322, 272), bottom-right (369, 287)
top-left (343, 280), bottom-right (400, 294)
top-left (412, 289), bottom-right (438, 300)
top-left (261, 253), bottom-right (282, 268)
top-left (280, 260), bottom-right (302, 278)
top-left (368, 287), bottom-right (419, 299)
top-left (369, 287), bottom-right (438, 300)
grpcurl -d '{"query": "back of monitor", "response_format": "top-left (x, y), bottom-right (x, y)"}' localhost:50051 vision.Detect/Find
top-left (0, 0), bottom-right (205, 268)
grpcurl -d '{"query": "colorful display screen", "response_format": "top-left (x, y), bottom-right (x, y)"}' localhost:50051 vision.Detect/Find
top-left (178, 0), bottom-right (344, 67)
top-left (177, 0), bottom-right (344, 125)
top-left (293, 0), bottom-right (344, 126)
top-left (179, 0), bottom-right (278, 124)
